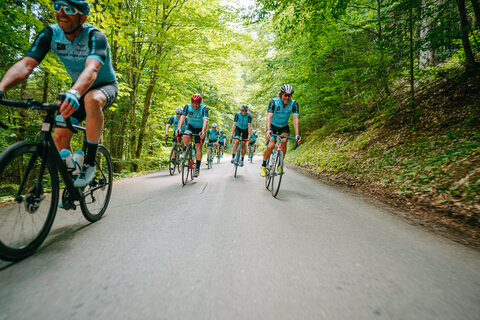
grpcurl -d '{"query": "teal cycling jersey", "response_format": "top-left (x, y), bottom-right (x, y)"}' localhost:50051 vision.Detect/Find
top-left (26, 24), bottom-right (116, 87)
top-left (251, 133), bottom-right (258, 142)
top-left (233, 112), bottom-right (252, 130)
top-left (267, 97), bottom-right (299, 128)
top-left (182, 103), bottom-right (208, 129)
top-left (218, 134), bottom-right (226, 143)
top-left (167, 115), bottom-right (187, 133)
top-left (207, 128), bottom-right (220, 141)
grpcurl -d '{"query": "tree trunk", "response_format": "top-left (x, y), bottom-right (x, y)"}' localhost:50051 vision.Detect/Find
top-left (419, 0), bottom-right (433, 69)
top-left (471, 0), bottom-right (480, 29)
top-left (456, 0), bottom-right (477, 69)
top-left (136, 66), bottom-right (158, 159)
top-left (409, 3), bottom-right (416, 123)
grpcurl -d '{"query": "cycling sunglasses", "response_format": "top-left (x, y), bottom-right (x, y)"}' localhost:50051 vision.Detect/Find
top-left (53, 2), bottom-right (82, 15)
top-left (283, 93), bottom-right (292, 98)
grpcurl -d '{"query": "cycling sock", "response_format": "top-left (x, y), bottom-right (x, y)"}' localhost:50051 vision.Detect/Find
top-left (241, 156), bottom-right (244, 161)
top-left (262, 160), bottom-right (267, 167)
top-left (85, 141), bottom-right (98, 166)
top-left (232, 154), bottom-right (235, 158)
top-left (196, 160), bottom-right (201, 169)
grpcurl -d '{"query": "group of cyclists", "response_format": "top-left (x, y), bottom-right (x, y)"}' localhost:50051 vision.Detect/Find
top-left (0, 0), bottom-right (301, 185)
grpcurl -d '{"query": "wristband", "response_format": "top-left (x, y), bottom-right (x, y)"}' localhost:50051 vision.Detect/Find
top-left (67, 89), bottom-right (81, 100)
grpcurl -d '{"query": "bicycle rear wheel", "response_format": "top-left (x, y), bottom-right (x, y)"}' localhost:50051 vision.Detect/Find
top-left (168, 147), bottom-right (176, 175)
top-left (181, 147), bottom-right (190, 185)
top-left (271, 150), bottom-right (284, 197)
top-left (0, 141), bottom-right (59, 261)
top-left (176, 147), bottom-right (182, 173)
top-left (207, 149), bottom-right (213, 169)
top-left (80, 145), bottom-right (113, 222)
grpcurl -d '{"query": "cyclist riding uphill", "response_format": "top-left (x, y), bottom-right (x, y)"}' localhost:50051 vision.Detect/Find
top-left (206, 123), bottom-right (220, 155)
top-left (218, 130), bottom-right (227, 154)
top-left (260, 84), bottom-right (300, 177)
top-left (0, 0), bottom-right (118, 188)
top-left (176, 94), bottom-right (208, 177)
top-left (165, 107), bottom-right (187, 140)
top-left (230, 104), bottom-right (252, 167)
top-left (250, 129), bottom-right (258, 153)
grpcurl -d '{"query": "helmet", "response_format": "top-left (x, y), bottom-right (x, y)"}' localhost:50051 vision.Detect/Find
top-left (175, 107), bottom-right (183, 114)
top-left (252, 130), bottom-right (256, 134)
top-left (280, 84), bottom-right (294, 95)
top-left (212, 123), bottom-right (217, 128)
top-left (191, 94), bottom-right (202, 103)
top-left (240, 104), bottom-right (248, 111)
top-left (57, 0), bottom-right (91, 15)
top-left (220, 130), bottom-right (224, 133)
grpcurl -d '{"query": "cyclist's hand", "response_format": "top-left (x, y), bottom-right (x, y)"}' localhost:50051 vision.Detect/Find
top-left (296, 135), bottom-right (301, 144)
top-left (266, 130), bottom-right (272, 140)
top-left (59, 91), bottom-right (80, 118)
top-left (164, 134), bottom-right (168, 140)
top-left (200, 131), bottom-right (205, 139)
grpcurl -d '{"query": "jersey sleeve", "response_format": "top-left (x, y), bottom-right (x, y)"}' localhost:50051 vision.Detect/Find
top-left (182, 105), bottom-right (189, 116)
top-left (167, 116), bottom-right (174, 125)
top-left (267, 99), bottom-right (275, 113)
top-left (234, 113), bottom-right (239, 122)
top-left (87, 30), bottom-right (108, 65)
top-left (202, 106), bottom-right (208, 119)
top-left (247, 114), bottom-right (252, 124)
top-left (292, 101), bottom-right (299, 115)
top-left (25, 27), bottom-right (53, 63)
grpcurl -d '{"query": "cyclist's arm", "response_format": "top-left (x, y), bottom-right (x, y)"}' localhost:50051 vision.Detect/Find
top-left (266, 112), bottom-right (273, 132)
top-left (248, 123), bottom-right (252, 140)
top-left (293, 114), bottom-right (300, 142)
top-left (165, 123), bottom-right (171, 136)
top-left (0, 57), bottom-right (39, 93)
top-left (230, 122), bottom-right (237, 137)
top-left (177, 115), bottom-right (186, 131)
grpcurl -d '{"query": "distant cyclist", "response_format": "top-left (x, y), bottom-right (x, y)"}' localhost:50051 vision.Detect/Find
top-left (164, 107), bottom-right (187, 139)
top-left (249, 129), bottom-right (258, 154)
top-left (0, 0), bottom-right (117, 188)
top-left (176, 94), bottom-right (208, 177)
top-left (218, 130), bottom-right (227, 155)
top-left (206, 123), bottom-right (220, 158)
top-left (260, 84), bottom-right (300, 177)
top-left (230, 104), bottom-right (252, 167)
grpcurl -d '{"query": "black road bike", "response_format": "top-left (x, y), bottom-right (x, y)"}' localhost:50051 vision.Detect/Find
top-left (265, 134), bottom-right (298, 197)
top-left (0, 97), bottom-right (113, 261)
top-left (231, 137), bottom-right (249, 178)
top-left (166, 135), bottom-right (182, 175)
top-left (181, 133), bottom-right (201, 186)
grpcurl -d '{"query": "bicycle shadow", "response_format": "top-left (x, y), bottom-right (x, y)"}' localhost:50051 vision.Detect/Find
top-left (144, 171), bottom-right (178, 179)
top-left (0, 219), bottom-right (92, 271)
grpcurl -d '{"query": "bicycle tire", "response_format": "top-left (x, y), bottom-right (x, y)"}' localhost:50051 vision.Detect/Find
top-left (181, 147), bottom-right (190, 186)
top-left (80, 145), bottom-right (113, 222)
top-left (0, 141), bottom-right (59, 261)
top-left (271, 150), bottom-right (284, 197)
top-left (176, 147), bottom-right (181, 173)
top-left (168, 147), bottom-right (176, 175)
top-left (265, 156), bottom-right (272, 190)
top-left (207, 149), bottom-right (213, 169)
top-left (233, 149), bottom-right (240, 178)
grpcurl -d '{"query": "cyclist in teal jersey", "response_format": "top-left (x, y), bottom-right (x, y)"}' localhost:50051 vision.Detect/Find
top-left (218, 130), bottom-right (227, 155)
top-left (206, 123), bottom-right (220, 155)
top-left (249, 129), bottom-right (258, 153)
top-left (0, 0), bottom-right (117, 188)
top-left (176, 94), bottom-right (208, 177)
top-left (230, 104), bottom-right (252, 167)
top-left (165, 107), bottom-right (187, 139)
top-left (260, 84), bottom-right (301, 177)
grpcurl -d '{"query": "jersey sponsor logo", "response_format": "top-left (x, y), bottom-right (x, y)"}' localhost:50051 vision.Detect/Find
top-left (189, 111), bottom-right (193, 115)
top-left (56, 42), bottom-right (66, 50)
top-left (277, 106), bottom-right (280, 111)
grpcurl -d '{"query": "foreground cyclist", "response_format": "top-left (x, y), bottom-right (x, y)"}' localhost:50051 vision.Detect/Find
top-left (230, 104), bottom-right (252, 167)
top-left (0, 0), bottom-right (117, 188)
top-left (176, 94), bottom-right (208, 177)
top-left (260, 84), bottom-right (301, 177)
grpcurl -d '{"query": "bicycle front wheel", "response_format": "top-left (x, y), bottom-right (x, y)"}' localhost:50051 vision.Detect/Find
top-left (271, 150), bottom-right (284, 197)
top-left (181, 148), bottom-right (190, 186)
top-left (168, 147), bottom-right (176, 175)
top-left (0, 141), bottom-right (59, 261)
top-left (80, 145), bottom-right (113, 222)
top-left (265, 157), bottom-right (272, 190)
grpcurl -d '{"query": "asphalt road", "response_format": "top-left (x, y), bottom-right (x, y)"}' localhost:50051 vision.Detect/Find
top-left (1, 156), bottom-right (479, 320)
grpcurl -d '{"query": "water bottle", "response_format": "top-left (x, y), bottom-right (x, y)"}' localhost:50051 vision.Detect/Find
top-left (59, 149), bottom-right (75, 171)
top-left (72, 150), bottom-right (85, 175)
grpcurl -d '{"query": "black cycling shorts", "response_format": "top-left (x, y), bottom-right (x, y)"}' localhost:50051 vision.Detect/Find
top-left (185, 125), bottom-right (202, 144)
top-left (71, 81), bottom-right (118, 124)
top-left (271, 124), bottom-right (290, 135)
top-left (234, 127), bottom-right (249, 140)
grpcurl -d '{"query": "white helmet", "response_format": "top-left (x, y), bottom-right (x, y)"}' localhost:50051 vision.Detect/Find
top-left (280, 84), bottom-right (294, 94)
top-left (175, 107), bottom-right (183, 114)
top-left (212, 123), bottom-right (217, 128)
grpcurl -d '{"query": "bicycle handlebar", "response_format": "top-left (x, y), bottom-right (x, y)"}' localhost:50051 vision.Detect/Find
top-left (266, 134), bottom-right (299, 150)
top-left (0, 95), bottom-right (78, 133)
